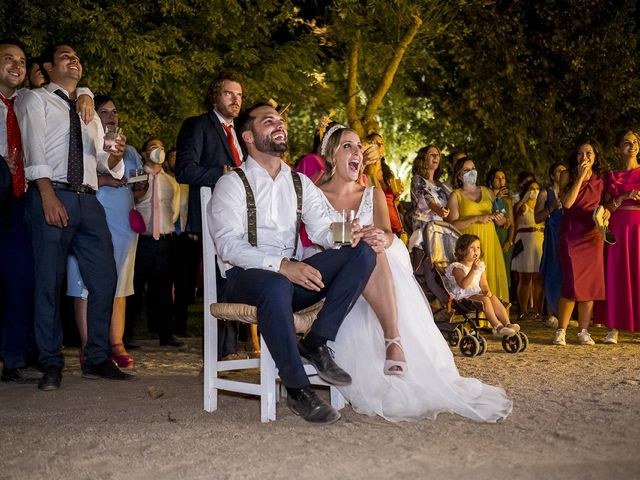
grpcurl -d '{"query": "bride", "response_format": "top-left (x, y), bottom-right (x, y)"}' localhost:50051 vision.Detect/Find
top-left (310, 124), bottom-right (513, 422)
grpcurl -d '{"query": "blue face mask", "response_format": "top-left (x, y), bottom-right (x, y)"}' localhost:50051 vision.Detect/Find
top-left (462, 169), bottom-right (477, 185)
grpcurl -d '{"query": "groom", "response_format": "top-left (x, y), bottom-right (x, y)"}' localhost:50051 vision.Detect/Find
top-left (209, 102), bottom-right (376, 424)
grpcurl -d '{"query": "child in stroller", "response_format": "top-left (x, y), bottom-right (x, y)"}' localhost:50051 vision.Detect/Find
top-left (412, 223), bottom-right (528, 356)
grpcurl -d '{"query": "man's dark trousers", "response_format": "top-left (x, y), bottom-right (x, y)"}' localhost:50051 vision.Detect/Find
top-left (0, 196), bottom-right (35, 369)
top-left (26, 187), bottom-right (117, 369)
top-left (223, 242), bottom-right (376, 388)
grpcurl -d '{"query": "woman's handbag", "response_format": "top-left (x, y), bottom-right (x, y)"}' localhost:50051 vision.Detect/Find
top-left (129, 208), bottom-right (146, 234)
top-left (511, 238), bottom-right (524, 258)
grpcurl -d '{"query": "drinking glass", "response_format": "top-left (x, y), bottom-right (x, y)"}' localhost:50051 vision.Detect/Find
top-left (103, 125), bottom-right (122, 153)
top-left (331, 209), bottom-right (355, 246)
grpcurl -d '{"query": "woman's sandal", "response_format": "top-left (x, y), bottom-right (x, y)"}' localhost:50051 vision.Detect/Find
top-left (384, 337), bottom-right (408, 376)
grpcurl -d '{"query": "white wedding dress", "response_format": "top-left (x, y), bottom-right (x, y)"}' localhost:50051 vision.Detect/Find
top-left (322, 187), bottom-right (513, 422)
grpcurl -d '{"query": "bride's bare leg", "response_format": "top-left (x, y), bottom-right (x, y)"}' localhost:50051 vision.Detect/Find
top-left (361, 252), bottom-right (405, 365)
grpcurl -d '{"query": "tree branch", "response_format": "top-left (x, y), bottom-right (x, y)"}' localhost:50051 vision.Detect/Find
top-left (362, 14), bottom-right (423, 127)
top-left (346, 32), bottom-right (363, 137)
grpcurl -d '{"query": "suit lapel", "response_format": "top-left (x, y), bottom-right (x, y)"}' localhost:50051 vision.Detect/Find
top-left (208, 113), bottom-right (237, 166)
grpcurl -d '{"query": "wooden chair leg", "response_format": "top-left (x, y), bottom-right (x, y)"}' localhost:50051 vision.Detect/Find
top-left (259, 335), bottom-right (277, 422)
top-left (250, 324), bottom-right (261, 354)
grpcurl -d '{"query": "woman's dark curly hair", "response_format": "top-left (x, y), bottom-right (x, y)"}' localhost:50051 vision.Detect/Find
top-left (454, 234), bottom-right (482, 261)
top-left (412, 145), bottom-right (442, 181)
top-left (564, 137), bottom-right (605, 193)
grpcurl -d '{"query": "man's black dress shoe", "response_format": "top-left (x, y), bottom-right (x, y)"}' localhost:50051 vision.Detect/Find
top-left (159, 335), bottom-right (185, 347)
top-left (82, 360), bottom-right (135, 381)
top-left (287, 387), bottom-right (341, 425)
top-left (298, 343), bottom-right (352, 386)
top-left (1, 366), bottom-right (41, 384)
top-left (38, 367), bottom-right (62, 391)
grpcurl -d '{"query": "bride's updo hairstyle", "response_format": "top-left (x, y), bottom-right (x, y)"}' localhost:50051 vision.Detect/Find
top-left (319, 123), bottom-right (358, 183)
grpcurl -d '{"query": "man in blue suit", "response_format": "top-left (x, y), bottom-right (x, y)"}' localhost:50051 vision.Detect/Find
top-left (175, 71), bottom-right (244, 358)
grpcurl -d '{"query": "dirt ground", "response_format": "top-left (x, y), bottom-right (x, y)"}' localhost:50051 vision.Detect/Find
top-left (1, 318), bottom-right (640, 480)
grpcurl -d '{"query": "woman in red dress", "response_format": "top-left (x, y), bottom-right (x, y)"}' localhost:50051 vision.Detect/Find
top-left (552, 138), bottom-right (608, 346)
top-left (595, 130), bottom-right (640, 343)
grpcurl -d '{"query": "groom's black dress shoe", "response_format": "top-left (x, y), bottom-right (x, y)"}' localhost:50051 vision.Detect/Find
top-left (287, 387), bottom-right (341, 425)
top-left (298, 343), bottom-right (352, 386)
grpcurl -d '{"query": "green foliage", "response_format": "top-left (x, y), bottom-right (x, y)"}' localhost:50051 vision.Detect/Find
top-left (2, 0), bottom-right (639, 190)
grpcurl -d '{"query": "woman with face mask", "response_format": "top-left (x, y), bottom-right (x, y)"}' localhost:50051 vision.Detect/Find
top-left (127, 137), bottom-right (183, 348)
top-left (447, 158), bottom-right (510, 304)
top-left (511, 179), bottom-right (545, 320)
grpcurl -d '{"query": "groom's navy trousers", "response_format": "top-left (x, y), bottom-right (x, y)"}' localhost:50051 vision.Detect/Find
top-left (223, 242), bottom-right (376, 389)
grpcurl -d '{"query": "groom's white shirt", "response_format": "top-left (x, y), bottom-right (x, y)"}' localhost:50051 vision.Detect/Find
top-left (210, 156), bottom-right (334, 276)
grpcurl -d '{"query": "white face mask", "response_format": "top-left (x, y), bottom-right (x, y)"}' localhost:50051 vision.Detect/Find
top-left (528, 189), bottom-right (539, 199)
top-left (462, 169), bottom-right (477, 185)
top-left (149, 147), bottom-right (165, 164)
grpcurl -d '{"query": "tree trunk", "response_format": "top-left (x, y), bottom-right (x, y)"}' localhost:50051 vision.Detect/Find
top-left (361, 14), bottom-right (423, 131)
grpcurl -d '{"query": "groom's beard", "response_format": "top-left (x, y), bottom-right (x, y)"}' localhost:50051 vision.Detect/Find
top-left (254, 130), bottom-right (288, 156)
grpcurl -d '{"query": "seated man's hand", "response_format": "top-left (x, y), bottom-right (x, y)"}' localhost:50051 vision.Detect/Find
top-left (279, 259), bottom-right (324, 291)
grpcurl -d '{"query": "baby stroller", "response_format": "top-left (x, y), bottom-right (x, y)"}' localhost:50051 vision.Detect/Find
top-left (411, 221), bottom-right (529, 357)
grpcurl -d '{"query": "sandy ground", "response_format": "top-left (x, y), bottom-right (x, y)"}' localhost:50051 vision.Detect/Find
top-left (1, 318), bottom-right (640, 480)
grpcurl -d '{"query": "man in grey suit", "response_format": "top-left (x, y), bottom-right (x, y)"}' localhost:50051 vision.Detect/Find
top-left (175, 71), bottom-right (244, 357)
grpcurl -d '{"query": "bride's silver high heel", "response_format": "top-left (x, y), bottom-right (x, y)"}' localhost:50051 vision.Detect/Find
top-left (384, 337), bottom-right (407, 376)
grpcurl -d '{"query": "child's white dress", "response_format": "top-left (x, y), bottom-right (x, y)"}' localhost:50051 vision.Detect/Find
top-left (444, 261), bottom-right (486, 300)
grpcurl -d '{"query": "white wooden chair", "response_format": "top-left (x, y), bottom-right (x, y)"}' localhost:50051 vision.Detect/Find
top-left (201, 187), bottom-right (346, 422)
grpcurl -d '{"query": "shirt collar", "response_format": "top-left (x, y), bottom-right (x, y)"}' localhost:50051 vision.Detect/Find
top-left (214, 109), bottom-right (234, 128)
top-left (0, 89), bottom-right (18, 101)
top-left (45, 82), bottom-right (71, 98)
top-left (144, 164), bottom-right (163, 175)
top-left (245, 155), bottom-right (291, 176)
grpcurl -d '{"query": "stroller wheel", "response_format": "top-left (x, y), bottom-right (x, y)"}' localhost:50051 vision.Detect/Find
top-left (477, 335), bottom-right (487, 356)
top-left (459, 335), bottom-right (480, 357)
top-left (502, 333), bottom-right (522, 353)
top-left (518, 332), bottom-right (529, 352)
top-left (447, 326), bottom-right (462, 347)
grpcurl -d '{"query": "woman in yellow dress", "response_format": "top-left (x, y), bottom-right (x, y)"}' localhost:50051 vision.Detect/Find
top-left (447, 158), bottom-right (510, 302)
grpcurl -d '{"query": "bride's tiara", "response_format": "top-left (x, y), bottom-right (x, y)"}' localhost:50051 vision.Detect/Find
top-left (320, 123), bottom-right (346, 157)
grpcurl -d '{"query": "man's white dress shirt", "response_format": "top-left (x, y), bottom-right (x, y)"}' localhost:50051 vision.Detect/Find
top-left (17, 83), bottom-right (122, 190)
top-left (136, 166), bottom-right (180, 237)
top-left (210, 156), bottom-right (334, 276)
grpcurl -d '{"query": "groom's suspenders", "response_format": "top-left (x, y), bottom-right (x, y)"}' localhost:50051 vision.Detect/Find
top-left (233, 168), bottom-right (303, 258)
